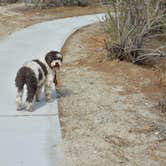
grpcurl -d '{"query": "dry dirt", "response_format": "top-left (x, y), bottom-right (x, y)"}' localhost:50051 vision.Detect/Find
top-left (0, 3), bottom-right (166, 166)
top-left (0, 3), bottom-right (104, 38)
top-left (59, 24), bottom-right (166, 166)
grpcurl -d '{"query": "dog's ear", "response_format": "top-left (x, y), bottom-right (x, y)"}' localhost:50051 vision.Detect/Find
top-left (61, 55), bottom-right (63, 62)
top-left (45, 51), bottom-right (54, 68)
top-left (58, 52), bottom-right (63, 62)
top-left (53, 51), bottom-right (63, 62)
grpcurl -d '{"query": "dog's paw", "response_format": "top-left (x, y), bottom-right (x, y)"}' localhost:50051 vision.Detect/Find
top-left (25, 102), bottom-right (33, 112)
top-left (16, 101), bottom-right (22, 111)
top-left (17, 107), bottom-right (23, 111)
top-left (27, 109), bottom-right (34, 112)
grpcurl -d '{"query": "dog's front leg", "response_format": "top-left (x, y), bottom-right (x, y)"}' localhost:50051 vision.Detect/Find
top-left (45, 74), bottom-right (53, 102)
top-left (35, 86), bottom-right (42, 102)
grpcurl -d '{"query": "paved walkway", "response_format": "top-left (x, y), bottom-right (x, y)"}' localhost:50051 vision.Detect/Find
top-left (0, 14), bottom-right (105, 166)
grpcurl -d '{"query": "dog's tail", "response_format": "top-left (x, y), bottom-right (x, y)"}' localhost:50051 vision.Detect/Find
top-left (15, 66), bottom-right (37, 93)
top-left (15, 67), bottom-right (27, 91)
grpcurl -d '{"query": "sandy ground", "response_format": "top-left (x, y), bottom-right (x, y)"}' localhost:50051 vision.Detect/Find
top-left (0, 3), bottom-right (104, 38)
top-left (0, 3), bottom-right (166, 166)
top-left (60, 24), bottom-right (166, 166)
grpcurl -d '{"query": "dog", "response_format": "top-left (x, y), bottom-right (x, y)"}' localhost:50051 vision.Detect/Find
top-left (15, 51), bottom-right (63, 112)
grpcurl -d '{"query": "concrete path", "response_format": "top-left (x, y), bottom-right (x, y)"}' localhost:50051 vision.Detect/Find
top-left (0, 13), bottom-right (105, 166)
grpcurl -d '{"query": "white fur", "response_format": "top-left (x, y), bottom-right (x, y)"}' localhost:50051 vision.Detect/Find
top-left (25, 101), bottom-right (33, 112)
top-left (16, 90), bottom-right (23, 110)
top-left (51, 60), bottom-right (62, 67)
top-left (16, 57), bottom-right (55, 111)
top-left (16, 53), bottom-right (62, 111)
top-left (56, 53), bottom-right (62, 58)
top-left (52, 53), bottom-right (62, 67)
top-left (24, 61), bottom-right (46, 86)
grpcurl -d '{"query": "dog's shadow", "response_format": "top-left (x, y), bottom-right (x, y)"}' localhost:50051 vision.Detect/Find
top-left (32, 90), bottom-right (56, 111)
top-left (56, 87), bottom-right (73, 98)
top-left (32, 87), bottom-right (73, 112)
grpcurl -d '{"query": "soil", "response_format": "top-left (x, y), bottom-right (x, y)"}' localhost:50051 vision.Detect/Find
top-left (59, 24), bottom-right (166, 166)
top-left (0, 3), bottom-right (166, 166)
top-left (0, 3), bottom-right (104, 38)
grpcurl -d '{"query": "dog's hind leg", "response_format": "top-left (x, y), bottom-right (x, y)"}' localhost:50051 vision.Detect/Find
top-left (15, 68), bottom-right (25, 111)
top-left (25, 79), bottom-right (37, 112)
top-left (25, 101), bottom-right (33, 112)
top-left (25, 88), bottom-right (36, 112)
top-left (16, 88), bottom-right (23, 111)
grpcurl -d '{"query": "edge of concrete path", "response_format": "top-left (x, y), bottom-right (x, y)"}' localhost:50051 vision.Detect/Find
top-left (0, 13), bottom-right (105, 166)
top-left (54, 15), bottom-right (105, 166)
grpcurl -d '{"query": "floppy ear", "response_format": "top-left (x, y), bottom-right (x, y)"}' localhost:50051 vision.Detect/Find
top-left (57, 52), bottom-right (63, 62)
top-left (60, 52), bottom-right (63, 62)
top-left (45, 52), bottom-right (52, 68)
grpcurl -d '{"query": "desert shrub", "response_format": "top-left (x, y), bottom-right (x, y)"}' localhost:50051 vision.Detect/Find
top-left (103, 0), bottom-right (166, 64)
top-left (0, 0), bottom-right (18, 5)
top-left (24, 0), bottom-right (99, 8)
top-left (78, 0), bottom-right (89, 7)
top-left (24, 0), bottom-right (61, 8)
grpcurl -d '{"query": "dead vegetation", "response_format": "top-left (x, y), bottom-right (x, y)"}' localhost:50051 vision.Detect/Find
top-left (13, 0), bottom-right (100, 8)
top-left (0, 2), bottom-right (165, 165)
top-left (60, 23), bottom-right (166, 166)
top-left (0, 3), bottom-right (104, 38)
top-left (102, 0), bottom-right (166, 115)
top-left (103, 0), bottom-right (166, 64)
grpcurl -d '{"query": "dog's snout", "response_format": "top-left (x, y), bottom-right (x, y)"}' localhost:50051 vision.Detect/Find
top-left (53, 62), bottom-right (60, 70)
top-left (55, 62), bottom-right (60, 67)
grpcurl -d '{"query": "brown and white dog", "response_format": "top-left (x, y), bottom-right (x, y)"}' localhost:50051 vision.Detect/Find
top-left (15, 51), bottom-right (63, 112)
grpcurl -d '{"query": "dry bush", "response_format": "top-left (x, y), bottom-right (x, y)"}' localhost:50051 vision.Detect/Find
top-left (0, 0), bottom-right (18, 5)
top-left (103, 0), bottom-right (166, 64)
top-left (24, 0), bottom-right (99, 8)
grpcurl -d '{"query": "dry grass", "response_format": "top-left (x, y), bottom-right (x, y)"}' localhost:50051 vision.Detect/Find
top-left (103, 0), bottom-right (166, 64)
top-left (0, 3), bottom-right (104, 38)
top-left (60, 23), bottom-right (166, 165)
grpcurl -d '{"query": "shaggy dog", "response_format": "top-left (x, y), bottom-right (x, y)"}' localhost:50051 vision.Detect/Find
top-left (15, 51), bottom-right (63, 112)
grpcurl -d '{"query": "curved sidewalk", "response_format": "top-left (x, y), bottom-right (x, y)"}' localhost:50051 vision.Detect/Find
top-left (0, 13), bottom-right (105, 166)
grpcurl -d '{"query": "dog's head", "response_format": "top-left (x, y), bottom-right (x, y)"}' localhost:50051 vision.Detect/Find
top-left (45, 51), bottom-right (63, 71)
